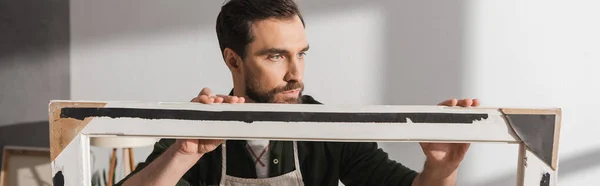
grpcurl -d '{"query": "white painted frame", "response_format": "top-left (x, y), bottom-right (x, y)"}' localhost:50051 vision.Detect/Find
top-left (48, 100), bottom-right (561, 186)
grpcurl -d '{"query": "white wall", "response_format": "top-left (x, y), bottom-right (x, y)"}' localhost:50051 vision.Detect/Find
top-left (70, 0), bottom-right (600, 185)
top-left (461, 1), bottom-right (600, 185)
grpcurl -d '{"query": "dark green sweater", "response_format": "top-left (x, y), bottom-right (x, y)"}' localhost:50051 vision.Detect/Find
top-left (116, 95), bottom-right (418, 186)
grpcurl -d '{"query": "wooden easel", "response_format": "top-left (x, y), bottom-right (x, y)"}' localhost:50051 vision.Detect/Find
top-left (106, 148), bottom-right (135, 186)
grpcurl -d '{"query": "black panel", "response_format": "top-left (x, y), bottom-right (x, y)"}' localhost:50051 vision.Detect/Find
top-left (505, 114), bottom-right (555, 168)
top-left (60, 107), bottom-right (489, 124)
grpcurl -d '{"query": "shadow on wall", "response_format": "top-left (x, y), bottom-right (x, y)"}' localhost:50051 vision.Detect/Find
top-left (70, 0), bottom-right (224, 46)
top-left (5, 158), bottom-right (52, 186)
top-left (298, 0), bottom-right (468, 171)
top-left (0, 0), bottom-right (70, 129)
top-left (474, 148), bottom-right (600, 186)
top-left (276, 0), bottom-right (468, 105)
top-left (301, 0), bottom-right (469, 174)
top-left (382, 0), bottom-right (467, 173)
top-left (0, 0), bottom-right (69, 63)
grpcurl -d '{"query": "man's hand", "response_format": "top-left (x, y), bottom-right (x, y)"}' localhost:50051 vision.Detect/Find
top-left (121, 88), bottom-right (246, 186)
top-left (175, 88), bottom-right (246, 155)
top-left (190, 87), bottom-right (245, 105)
top-left (413, 98), bottom-right (480, 186)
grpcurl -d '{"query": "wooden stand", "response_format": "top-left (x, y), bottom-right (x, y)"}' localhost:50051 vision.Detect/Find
top-left (89, 136), bottom-right (156, 185)
top-left (106, 148), bottom-right (135, 186)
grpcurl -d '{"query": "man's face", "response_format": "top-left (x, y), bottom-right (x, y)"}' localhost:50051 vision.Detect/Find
top-left (241, 15), bottom-right (308, 104)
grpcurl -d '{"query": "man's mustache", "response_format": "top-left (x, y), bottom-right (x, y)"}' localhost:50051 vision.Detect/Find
top-left (271, 82), bottom-right (303, 94)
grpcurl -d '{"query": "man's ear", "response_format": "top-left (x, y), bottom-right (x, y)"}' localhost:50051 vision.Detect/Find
top-left (223, 48), bottom-right (242, 72)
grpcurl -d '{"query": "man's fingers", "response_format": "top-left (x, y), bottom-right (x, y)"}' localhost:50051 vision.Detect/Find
top-left (457, 99), bottom-right (473, 107)
top-left (439, 98), bottom-right (481, 107)
top-left (457, 98), bottom-right (481, 107)
top-left (472, 99), bottom-right (481, 107)
top-left (438, 98), bottom-right (458, 106)
top-left (193, 90), bottom-right (246, 105)
top-left (215, 94), bottom-right (246, 104)
top-left (198, 95), bottom-right (214, 104)
top-left (199, 87), bottom-right (214, 97)
top-left (214, 96), bottom-right (224, 103)
top-left (206, 139), bottom-right (224, 144)
top-left (230, 96), bottom-right (240, 103)
top-left (190, 88), bottom-right (217, 104)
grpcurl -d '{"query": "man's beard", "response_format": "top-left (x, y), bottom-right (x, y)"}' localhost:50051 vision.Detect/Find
top-left (244, 76), bottom-right (304, 104)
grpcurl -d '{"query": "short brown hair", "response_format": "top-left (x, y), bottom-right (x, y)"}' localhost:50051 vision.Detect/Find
top-left (215, 0), bottom-right (305, 59)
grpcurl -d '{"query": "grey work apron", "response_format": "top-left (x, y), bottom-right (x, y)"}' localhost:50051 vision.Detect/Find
top-left (219, 141), bottom-right (305, 186)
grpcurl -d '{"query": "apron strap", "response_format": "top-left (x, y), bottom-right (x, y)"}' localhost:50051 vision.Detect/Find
top-left (221, 143), bottom-right (227, 177)
top-left (292, 141), bottom-right (304, 183)
top-left (293, 141), bottom-right (301, 170)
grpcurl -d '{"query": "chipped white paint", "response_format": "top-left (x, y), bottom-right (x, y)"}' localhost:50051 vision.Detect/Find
top-left (82, 118), bottom-right (518, 143)
top-left (517, 143), bottom-right (557, 186)
top-left (51, 134), bottom-right (89, 186)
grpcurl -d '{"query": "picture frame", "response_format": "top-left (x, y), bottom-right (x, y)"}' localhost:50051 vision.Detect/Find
top-left (48, 100), bottom-right (561, 186)
top-left (0, 146), bottom-right (52, 186)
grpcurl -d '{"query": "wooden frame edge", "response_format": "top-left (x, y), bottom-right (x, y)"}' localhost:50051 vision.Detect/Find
top-left (501, 108), bottom-right (562, 171)
top-left (48, 101), bottom-right (107, 161)
top-left (0, 147), bottom-right (9, 186)
top-left (516, 143), bottom-right (526, 186)
top-left (551, 109), bottom-right (562, 170)
top-left (500, 108), bottom-right (561, 115)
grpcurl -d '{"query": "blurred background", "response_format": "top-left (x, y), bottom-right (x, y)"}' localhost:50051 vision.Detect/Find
top-left (1, 0), bottom-right (598, 185)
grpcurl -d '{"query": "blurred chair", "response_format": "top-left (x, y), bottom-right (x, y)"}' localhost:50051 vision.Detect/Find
top-left (90, 137), bottom-right (157, 185)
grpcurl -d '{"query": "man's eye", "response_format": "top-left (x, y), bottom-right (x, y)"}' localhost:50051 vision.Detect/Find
top-left (298, 52), bottom-right (307, 58)
top-left (268, 54), bottom-right (283, 61)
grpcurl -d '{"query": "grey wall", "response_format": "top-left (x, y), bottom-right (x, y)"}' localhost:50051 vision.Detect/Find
top-left (0, 0), bottom-right (70, 165)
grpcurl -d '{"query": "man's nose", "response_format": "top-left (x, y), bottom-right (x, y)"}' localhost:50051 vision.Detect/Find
top-left (284, 57), bottom-right (302, 82)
